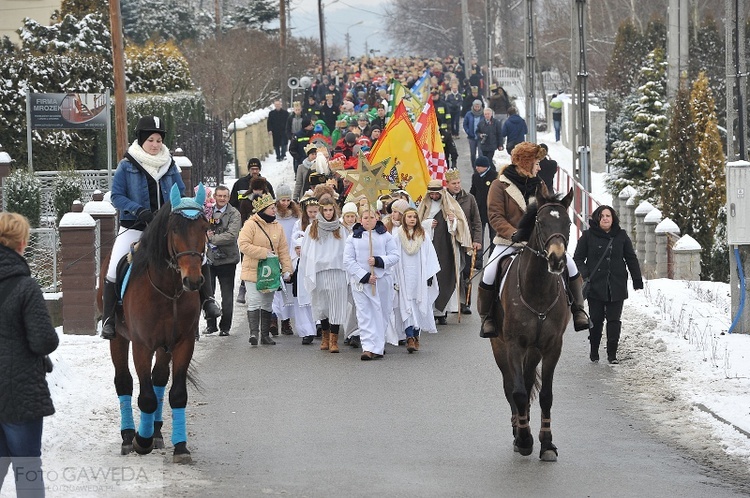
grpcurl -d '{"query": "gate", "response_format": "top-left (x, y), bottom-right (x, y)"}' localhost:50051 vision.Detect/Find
top-left (175, 114), bottom-right (227, 187)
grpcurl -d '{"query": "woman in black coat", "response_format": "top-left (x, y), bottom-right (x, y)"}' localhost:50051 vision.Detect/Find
top-left (573, 205), bottom-right (643, 364)
top-left (0, 212), bottom-right (59, 494)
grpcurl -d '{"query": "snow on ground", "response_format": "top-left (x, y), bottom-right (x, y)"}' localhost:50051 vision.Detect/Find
top-left (3, 141), bottom-right (750, 496)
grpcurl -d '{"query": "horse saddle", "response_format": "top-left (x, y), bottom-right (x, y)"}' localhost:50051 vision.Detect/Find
top-left (114, 242), bottom-right (140, 302)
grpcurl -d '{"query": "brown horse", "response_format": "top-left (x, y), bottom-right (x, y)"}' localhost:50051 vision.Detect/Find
top-left (490, 187), bottom-right (573, 462)
top-left (97, 184), bottom-right (208, 463)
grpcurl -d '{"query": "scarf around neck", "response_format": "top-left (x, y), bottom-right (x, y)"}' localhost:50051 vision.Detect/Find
top-left (398, 228), bottom-right (424, 255)
top-left (315, 213), bottom-right (341, 236)
top-left (127, 140), bottom-right (173, 181)
top-left (503, 165), bottom-right (541, 202)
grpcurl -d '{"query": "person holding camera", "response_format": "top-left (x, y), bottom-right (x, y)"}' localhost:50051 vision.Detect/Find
top-left (0, 212), bottom-right (59, 496)
top-left (475, 107), bottom-right (503, 165)
top-left (205, 185), bottom-right (242, 337)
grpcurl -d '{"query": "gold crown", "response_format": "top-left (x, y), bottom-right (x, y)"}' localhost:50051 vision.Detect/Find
top-left (444, 169), bottom-right (461, 182)
top-left (252, 193), bottom-right (275, 213)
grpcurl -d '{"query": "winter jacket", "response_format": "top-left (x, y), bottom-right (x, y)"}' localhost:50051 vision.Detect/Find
top-left (110, 156), bottom-right (184, 225)
top-left (501, 114), bottom-right (528, 149)
top-left (476, 117), bottom-right (504, 153)
top-left (451, 189), bottom-right (483, 245)
top-left (0, 244), bottom-right (59, 423)
top-left (462, 112), bottom-right (482, 140)
top-left (488, 91), bottom-right (511, 115)
top-left (319, 103), bottom-right (339, 133)
top-left (445, 91), bottom-right (463, 117)
top-left (286, 112), bottom-right (304, 141)
top-left (207, 204), bottom-right (242, 266)
top-left (461, 93), bottom-right (484, 118)
top-left (238, 214), bottom-right (293, 283)
top-left (229, 174), bottom-right (275, 209)
top-left (573, 221), bottom-right (643, 303)
top-left (267, 108), bottom-right (290, 141)
top-left (486, 173), bottom-right (529, 246)
top-left (470, 166), bottom-right (499, 223)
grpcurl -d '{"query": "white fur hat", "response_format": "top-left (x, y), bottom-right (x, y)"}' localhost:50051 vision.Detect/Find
top-left (342, 202), bottom-right (358, 215)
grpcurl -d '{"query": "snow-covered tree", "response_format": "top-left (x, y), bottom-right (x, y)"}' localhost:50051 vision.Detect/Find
top-left (689, 16), bottom-right (726, 126)
top-left (125, 41), bottom-right (193, 93)
top-left (660, 81), bottom-right (702, 240)
top-left (607, 48), bottom-right (668, 196)
top-left (603, 20), bottom-right (646, 97)
top-left (18, 13), bottom-right (111, 58)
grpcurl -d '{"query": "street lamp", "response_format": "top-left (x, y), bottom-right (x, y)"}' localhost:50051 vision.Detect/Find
top-left (364, 31), bottom-right (381, 57)
top-left (346, 21), bottom-right (363, 60)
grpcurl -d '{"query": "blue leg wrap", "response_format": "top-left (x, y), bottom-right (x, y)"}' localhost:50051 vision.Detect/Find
top-left (119, 395), bottom-right (135, 431)
top-left (138, 411), bottom-right (155, 438)
top-left (405, 326), bottom-right (414, 338)
top-left (153, 386), bottom-right (166, 422)
top-left (172, 408), bottom-right (187, 445)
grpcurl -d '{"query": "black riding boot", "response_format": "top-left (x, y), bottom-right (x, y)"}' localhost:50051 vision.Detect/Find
top-left (199, 266), bottom-right (222, 319)
top-left (569, 275), bottom-right (591, 331)
top-left (100, 280), bottom-right (118, 340)
top-left (606, 321), bottom-right (621, 364)
top-left (247, 310), bottom-right (260, 345)
top-left (478, 282), bottom-right (499, 338)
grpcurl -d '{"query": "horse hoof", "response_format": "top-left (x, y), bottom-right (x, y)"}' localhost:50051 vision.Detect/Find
top-left (517, 445), bottom-right (533, 456)
top-left (133, 433), bottom-right (155, 455)
top-left (540, 450), bottom-right (558, 462)
top-left (153, 437), bottom-right (164, 450)
top-left (121, 429), bottom-right (135, 455)
top-left (173, 442), bottom-right (191, 464)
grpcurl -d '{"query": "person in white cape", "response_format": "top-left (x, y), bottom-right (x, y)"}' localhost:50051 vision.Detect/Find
top-left (391, 207), bottom-right (441, 353)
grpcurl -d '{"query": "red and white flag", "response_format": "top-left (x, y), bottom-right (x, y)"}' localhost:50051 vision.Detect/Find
top-left (414, 96), bottom-right (447, 181)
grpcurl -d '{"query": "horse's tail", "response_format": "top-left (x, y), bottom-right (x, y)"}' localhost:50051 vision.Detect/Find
top-left (186, 358), bottom-right (205, 394)
top-left (528, 365), bottom-right (542, 402)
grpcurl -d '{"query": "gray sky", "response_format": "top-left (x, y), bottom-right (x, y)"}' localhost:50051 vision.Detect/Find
top-left (287, 0), bottom-right (391, 58)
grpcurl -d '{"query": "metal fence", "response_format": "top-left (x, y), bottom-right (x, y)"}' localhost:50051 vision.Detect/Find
top-left (27, 227), bottom-right (60, 293)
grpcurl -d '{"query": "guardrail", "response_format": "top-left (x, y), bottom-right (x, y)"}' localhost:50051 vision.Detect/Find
top-left (554, 165), bottom-right (600, 240)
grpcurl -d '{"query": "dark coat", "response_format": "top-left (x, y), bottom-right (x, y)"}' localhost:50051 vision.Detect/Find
top-left (470, 166), bottom-right (498, 223)
top-left (501, 114), bottom-right (528, 149)
top-left (452, 189), bottom-right (483, 245)
top-left (476, 117), bottom-right (503, 153)
top-left (538, 157), bottom-right (557, 193)
top-left (0, 244), bottom-right (59, 423)
top-left (319, 103), bottom-right (338, 133)
top-left (229, 174), bottom-right (275, 209)
top-left (267, 108), bottom-right (290, 142)
top-left (573, 220), bottom-right (643, 303)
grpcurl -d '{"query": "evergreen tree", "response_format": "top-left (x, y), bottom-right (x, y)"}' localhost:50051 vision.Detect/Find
top-left (690, 72), bottom-right (726, 279)
top-left (660, 81), bottom-right (701, 239)
top-left (643, 17), bottom-right (667, 52)
top-left (603, 20), bottom-right (646, 97)
top-left (689, 16), bottom-right (726, 126)
top-left (607, 49), bottom-right (668, 196)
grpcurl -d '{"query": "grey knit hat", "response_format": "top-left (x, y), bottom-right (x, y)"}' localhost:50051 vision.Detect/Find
top-left (276, 184), bottom-right (292, 200)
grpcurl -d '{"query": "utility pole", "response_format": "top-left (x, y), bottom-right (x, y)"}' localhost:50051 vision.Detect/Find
top-left (571, 0), bottom-right (591, 196)
top-left (108, 0), bottom-right (127, 161)
top-left (524, 0), bottom-right (537, 143)
top-left (346, 32), bottom-right (351, 60)
top-left (280, 0), bottom-right (287, 106)
top-left (486, 0), bottom-right (493, 94)
top-left (461, 0), bottom-right (471, 68)
top-left (214, 0), bottom-right (221, 36)
top-left (318, 0), bottom-right (326, 79)
top-left (666, 0), bottom-right (689, 99)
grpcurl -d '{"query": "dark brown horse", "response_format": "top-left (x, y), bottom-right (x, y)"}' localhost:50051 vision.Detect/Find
top-left (97, 184), bottom-right (208, 463)
top-left (491, 187), bottom-right (574, 462)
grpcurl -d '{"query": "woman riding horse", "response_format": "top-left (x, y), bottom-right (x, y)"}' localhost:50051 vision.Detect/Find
top-left (101, 116), bottom-right (220, 339)
top-left (477, 142), bottom-right (588, 338)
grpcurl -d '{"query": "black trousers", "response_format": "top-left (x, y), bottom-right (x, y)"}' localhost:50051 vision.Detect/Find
top-left (207, 263), bottom-right (236, 332)
top-left (587, 297), bottom-right (624, 342)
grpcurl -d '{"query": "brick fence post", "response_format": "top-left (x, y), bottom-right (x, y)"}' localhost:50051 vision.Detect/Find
top-left (174, 148), bottom-right (193, 193)
top-left (655, 218), bottom-right (680, 279)
top-left (83, 190), bottom-right (117, 261)
top-left (634, 200), bottom-right (655, 269)
top-left (643, 208), bottom-right (662, 279)
top-left (59, 201), bottom-right (98, 335)
top-left (673, 234), bottom-right (702, 281)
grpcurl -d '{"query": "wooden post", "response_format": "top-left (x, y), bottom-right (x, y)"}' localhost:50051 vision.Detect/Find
top-left (109, 0), bottom-right (128, 160)
top-left (59, 202), bottom-right (98, 335)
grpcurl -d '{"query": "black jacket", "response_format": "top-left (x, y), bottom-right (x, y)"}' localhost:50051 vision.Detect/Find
top-left (267, 108), bottom-right (290, 140)
top-left (0, 243), bottom-right (59, 423)
top-left (469, 166), bottom-right (498, 223)
top-left (229, 174), bottom-right (275, 209)
top-left (573, 221), bottom-right (643, 302)
top-left (476, 117), bottom-right (503, 153)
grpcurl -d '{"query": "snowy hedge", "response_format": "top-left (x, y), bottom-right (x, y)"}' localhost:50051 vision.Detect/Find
top-left (5, 169), bottom-right (42, 227)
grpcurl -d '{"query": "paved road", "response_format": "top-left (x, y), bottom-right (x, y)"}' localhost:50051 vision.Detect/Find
top-left (179, 139), bottom-right (748, 497)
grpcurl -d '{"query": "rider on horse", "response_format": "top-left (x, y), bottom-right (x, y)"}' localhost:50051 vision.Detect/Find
top-left (476, 142), bottom-right (589, 337)
top-left (101, 116), bottom-right (221, 339)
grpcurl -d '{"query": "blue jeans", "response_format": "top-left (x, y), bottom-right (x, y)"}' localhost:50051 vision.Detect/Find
top-left (0, 418), bottom-right (45, 497)
top-left (467, 138), bottom-right (480, 169)
top-left (553, 117), bottom-right (561, 142)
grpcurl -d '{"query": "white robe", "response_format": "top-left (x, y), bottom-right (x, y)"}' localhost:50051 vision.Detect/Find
top-left (392, 227), bottom-right (441, 334)
top-left (343, 226), bottom-right (400, 354)
top-left (301, 225), bottom-right (349, 324)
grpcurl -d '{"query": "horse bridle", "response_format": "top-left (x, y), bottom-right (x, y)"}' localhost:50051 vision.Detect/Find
top-left (165, 208), bottom-right (207, 274)
top-left (523, 202), bottom-right (570, 261)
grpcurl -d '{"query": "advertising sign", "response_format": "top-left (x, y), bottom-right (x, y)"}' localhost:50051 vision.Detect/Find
top-left (29, 92), bottom-right (108, 130)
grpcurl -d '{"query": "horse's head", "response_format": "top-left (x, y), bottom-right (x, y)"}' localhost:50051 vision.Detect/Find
top-left (168, 183), bottom-right (210, 291)
top-left (530, 187), bottom-right (573, 275)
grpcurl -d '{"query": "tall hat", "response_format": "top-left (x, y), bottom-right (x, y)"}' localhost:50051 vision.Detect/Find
top-left (444, 169), bottom-right (461, 182)
top-left (252, 193), bottom-right (275, 213)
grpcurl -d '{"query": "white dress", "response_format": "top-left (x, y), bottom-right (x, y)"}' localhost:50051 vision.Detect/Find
top-left (272, 213), bottom-right (299, 320)
top-left (301, 223), bottom-right (349, 325)
top-left (392, 227), bottom-right (441, 334)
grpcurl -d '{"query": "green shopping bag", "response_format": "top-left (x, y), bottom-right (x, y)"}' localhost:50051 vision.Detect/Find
top-left (256, 255), bottom-right (281, 293)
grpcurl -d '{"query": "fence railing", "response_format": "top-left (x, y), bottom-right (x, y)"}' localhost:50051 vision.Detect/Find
top-left (554, 165), bottom-right (600, 240)
top-left (27, 227), bottom-right (60, 293)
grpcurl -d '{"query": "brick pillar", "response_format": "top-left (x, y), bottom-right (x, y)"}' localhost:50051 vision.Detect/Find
top-left (655, 218), bottom-right (680, 279)
top-left (634, 200), bottom-right (655, 268)
top-left (59, 202), bottom-right (98, 335)
top-left (174, 148), bottom-right (193, 193)
top-left (0, 145), bottom-right (12, 211)
top-left (673, 235), bottom-right (702, 281)
top-left (617, 186), bottom-right (637, 231)
top-left (83, 190), bottom-right (117, 261)
top-left (643, 208), bottom-right (662, 279)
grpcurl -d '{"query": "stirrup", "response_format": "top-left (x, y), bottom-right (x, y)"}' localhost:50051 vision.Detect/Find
top-left (202, 298), bottom-right (222, 319)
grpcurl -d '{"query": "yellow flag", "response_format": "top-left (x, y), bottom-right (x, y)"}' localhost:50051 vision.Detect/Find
top-left (370, 101), bottom-right (431, 203)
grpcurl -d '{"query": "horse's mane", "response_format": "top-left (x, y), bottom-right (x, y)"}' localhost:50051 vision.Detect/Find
top-left (516, 190), bottom-right (567, 242)
top-left (130, 202), bottom-right (181, 278)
